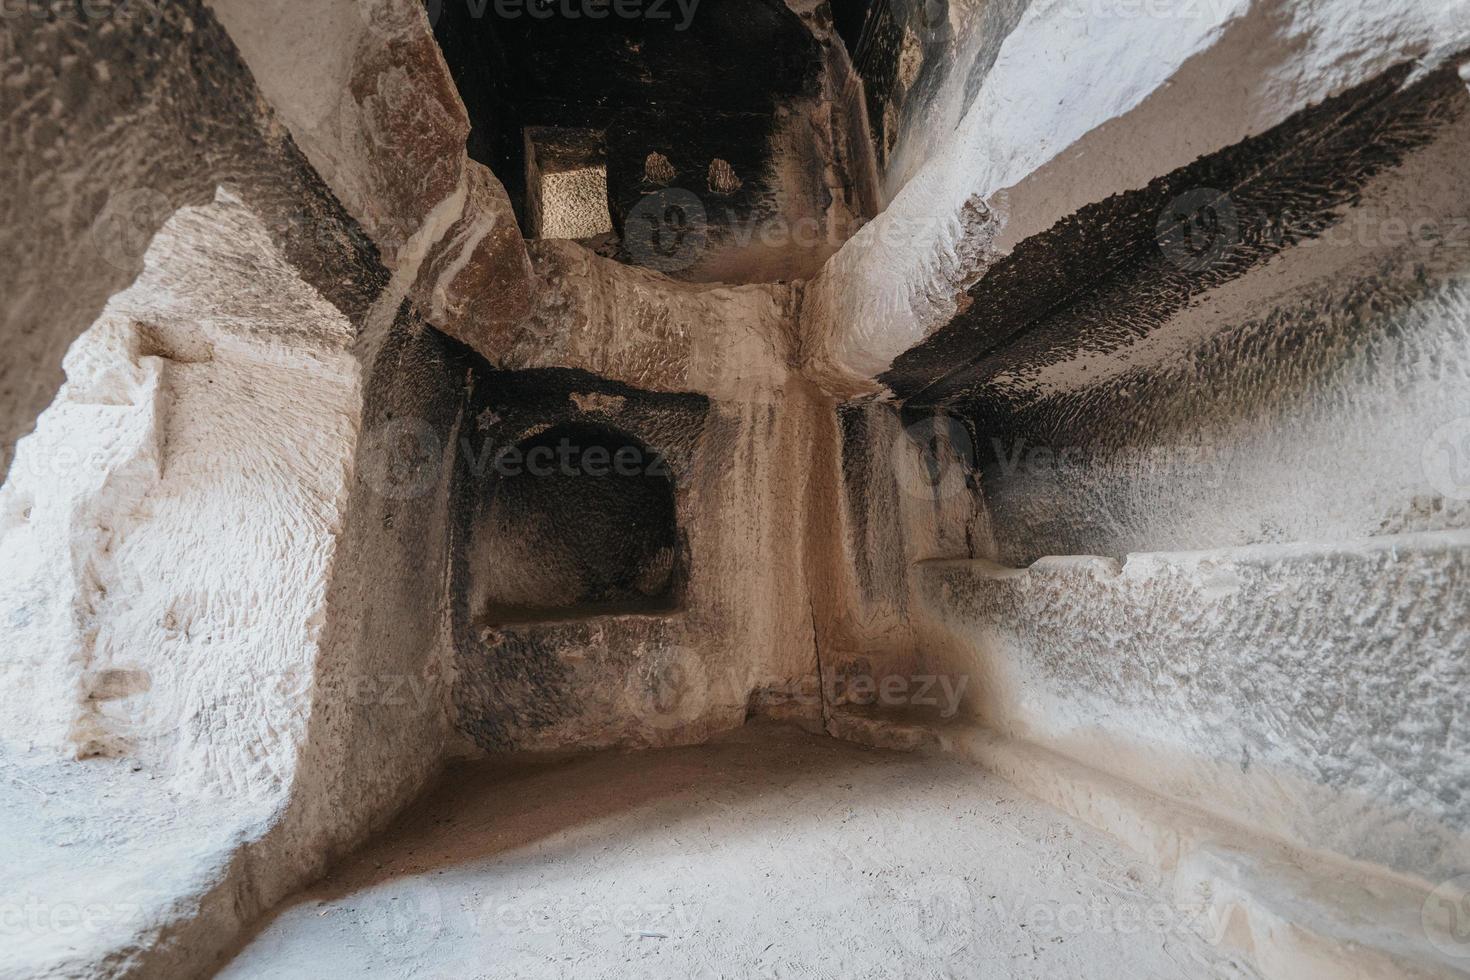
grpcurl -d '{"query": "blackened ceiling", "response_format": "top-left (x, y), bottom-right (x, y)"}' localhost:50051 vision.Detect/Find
top-left (432, 0), bottom-right (826, 238)
top-left (485, 0), bottom-right (822, 115)
top-left (830, 0), bottom-right (878, 56)
top-left (885, 59), bottom-right (1469, 419)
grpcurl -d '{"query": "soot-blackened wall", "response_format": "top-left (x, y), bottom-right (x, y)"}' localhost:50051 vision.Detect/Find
top-left (885, 59), bottom-right (1470, 564)
top-left (431, 0), bottom-right (865, 282)
top-left (457, 367), bottom-right (703, 623)
top-left (474, 419), bottom-right (683, 622)
top-left (449, 365), bottom-right (710, 748)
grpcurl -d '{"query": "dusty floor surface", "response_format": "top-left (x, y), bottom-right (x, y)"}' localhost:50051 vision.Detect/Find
top-left (220, 723), bottom-right (1259, 979)
top-left (1, 749), bottom-right (265, 978)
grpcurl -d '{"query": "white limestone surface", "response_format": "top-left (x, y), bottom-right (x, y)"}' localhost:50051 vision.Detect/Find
top-left (913, 530), bottom-right (1470, 885)
top-left (800, 0), bottom-right (1470, 390)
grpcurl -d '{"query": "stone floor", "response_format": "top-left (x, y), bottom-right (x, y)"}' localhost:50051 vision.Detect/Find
top-left (1, 749), bottom-right (267, 980)
top-left (219, 722), bottom-right (1259, 979)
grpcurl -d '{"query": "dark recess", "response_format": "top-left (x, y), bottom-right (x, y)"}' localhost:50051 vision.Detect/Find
top-left (429, 0), bottom-right (825, 249)
top-left (457, 365), bottom-right (706, 623)
top-left (831, 0), bottom-right (879, 55)
top-left (446, 362), bottom-right (710, 750)
top-left (479, 420), bottom-right (682, 622)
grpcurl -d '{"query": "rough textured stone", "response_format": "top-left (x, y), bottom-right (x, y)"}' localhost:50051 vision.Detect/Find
top-left (799, 0), bottom-right (1470, 393)
top-left (944, 99), bottom-right (1470, 565)
top-left (3, 0), bottom-right (1469, 978)
top-left (0, 190), bottom-right (358, 785)
top-left (218, 724), bottom-right (1260, 980)
top-left (207, 0), bottom-right (470, 264)
top-left (0, 0), bottom-right (385, 486)
top-left (432, 0), bottom-right (873, 284)
top-left (451, 371), bottom-right (834, 754)
top-left (913, 531), bottom-right (1470, 884)
top-left (413, 161), bottom-right (536, 353)
top-left (0, 190), bottom-right (366, 979)
top-left (500, 241), bottom-right (798, 401)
